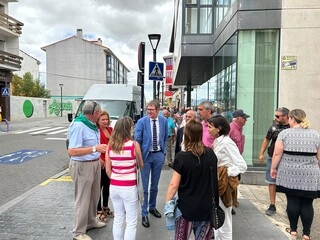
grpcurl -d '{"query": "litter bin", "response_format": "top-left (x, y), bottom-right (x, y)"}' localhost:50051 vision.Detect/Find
top-left (68, 113), bottom-right (73, 122)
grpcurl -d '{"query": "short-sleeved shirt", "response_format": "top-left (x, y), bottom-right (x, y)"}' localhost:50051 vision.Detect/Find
top-left (173, 147), bottom-right (218, 221)
top-left (68, 121), bottom-right (101, 161)
top-left (266, 123), bottom-right (290, 157)
top-left (167, 117), bottom-right (175, 137)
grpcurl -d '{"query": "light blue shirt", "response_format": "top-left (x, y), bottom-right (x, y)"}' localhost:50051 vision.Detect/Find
top-left (167, 117), bottom-right (175, 137)
top-left (68, 121), bottom-right (101, 161)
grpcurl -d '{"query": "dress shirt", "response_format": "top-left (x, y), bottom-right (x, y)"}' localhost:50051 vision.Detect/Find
top-left (201, 120), bottom-right (215, 147)
top-left (213, 135), bottom-right (247, 176)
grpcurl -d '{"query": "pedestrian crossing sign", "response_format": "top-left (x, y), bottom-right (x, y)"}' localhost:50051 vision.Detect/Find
top-left (149, 61), bottom-right (164, 81)
top-left (1, 87), bottom-right (10, 97)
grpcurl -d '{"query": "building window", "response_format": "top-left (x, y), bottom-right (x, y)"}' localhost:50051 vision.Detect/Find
top-left (185, 0), bottom-right (213, 34)
top-left (200, 7), bottom-right (212, 33)
top-left (185, 7), bottom-right (198, 34)
top-left (214, 0), bottom-right (232, 31)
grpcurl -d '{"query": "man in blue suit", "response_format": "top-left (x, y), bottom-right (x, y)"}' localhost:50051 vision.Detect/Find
top-left (135, 99), bottom-right (168, 228)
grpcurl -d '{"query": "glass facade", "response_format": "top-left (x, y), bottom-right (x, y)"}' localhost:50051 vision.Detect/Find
top-left (237, 29), bottom-right (279, 165)
top-left (106, 54), bottom-right (128, 84)
top-left (192, 29), bottom-right (279, 166)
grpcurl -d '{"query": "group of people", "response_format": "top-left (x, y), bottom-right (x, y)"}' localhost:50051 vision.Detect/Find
top-left (259, 107), bottom-right (320, 240)
top-left (166, 100), bottom-right (248, 240)
top-left (67, 99), bottom-right (168, 240)
top-left (67, 99), bottom-right (320, 240)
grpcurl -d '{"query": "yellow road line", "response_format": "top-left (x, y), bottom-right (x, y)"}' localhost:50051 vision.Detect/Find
top-left (40, 175), bottom-right (72, 186)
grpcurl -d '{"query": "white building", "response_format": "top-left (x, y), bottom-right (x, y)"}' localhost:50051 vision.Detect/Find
top-left (41, 29), bottom-right (130, 99)
top-left (15, 50), bottom-right (40, 80)
top-left (0, 0), bottom-right (23, 120)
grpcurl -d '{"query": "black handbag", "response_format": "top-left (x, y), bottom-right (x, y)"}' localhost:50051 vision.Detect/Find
top-left (210, 166), bottom-right (225, 229)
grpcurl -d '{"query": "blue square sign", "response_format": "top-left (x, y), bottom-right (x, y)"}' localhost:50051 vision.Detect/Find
top-left (1, 87), bottom-right (10, 97)
top-left (149, 62), bottom-right (164, 81)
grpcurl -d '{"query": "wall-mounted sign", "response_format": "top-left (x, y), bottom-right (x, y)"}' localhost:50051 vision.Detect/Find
top-left (281, 56), bottom-right (297, 70)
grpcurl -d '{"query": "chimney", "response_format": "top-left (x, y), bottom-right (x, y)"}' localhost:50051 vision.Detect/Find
top-left (97, 38), bottom-right (102, 45)
top-left (76, 29), bottom-right (83, 38)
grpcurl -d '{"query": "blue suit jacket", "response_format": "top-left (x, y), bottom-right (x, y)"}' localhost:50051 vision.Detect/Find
top-left (135, 115), bottom-right (168, 161)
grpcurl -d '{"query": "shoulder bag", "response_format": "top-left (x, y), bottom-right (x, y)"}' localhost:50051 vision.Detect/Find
top-left (209, 165), bottom-right (225, 229)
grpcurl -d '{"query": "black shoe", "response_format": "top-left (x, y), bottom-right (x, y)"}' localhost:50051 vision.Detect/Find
top-left (149, 208), bottom-right (162, 218)
top-left (142, 216), bottom-right (150, 228)
top-left (231, 208), bottom-right (236, 215)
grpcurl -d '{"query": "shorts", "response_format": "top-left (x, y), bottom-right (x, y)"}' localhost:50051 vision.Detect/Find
top-left (265, 156), bottom-right (276, 184)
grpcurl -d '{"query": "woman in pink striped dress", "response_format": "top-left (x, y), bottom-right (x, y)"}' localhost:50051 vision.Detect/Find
top-left (105, 117), bottom-right (143, 240)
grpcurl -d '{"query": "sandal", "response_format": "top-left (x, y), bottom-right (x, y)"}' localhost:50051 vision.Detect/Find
top-left (97, 211), bottom-right (108, 222)
top-left (103, 207), bottom-right (114, 218)
top-left (302, 235), bottom-right (311, 240)
top-left (285, 228), bottom-right (298, 240)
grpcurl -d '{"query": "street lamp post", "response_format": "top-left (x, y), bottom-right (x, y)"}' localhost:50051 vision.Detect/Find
top-left (148, 34), bottom-right (161, 101)
top-left (59, 84), bottom-right (64, 117)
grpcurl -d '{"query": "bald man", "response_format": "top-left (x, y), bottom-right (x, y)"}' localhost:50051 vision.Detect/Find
top-left (174, 109), bottom-right (197, 156)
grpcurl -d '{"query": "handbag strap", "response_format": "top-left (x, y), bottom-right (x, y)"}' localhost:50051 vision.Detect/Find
top-left (210, 164), bottom-right (219, 206)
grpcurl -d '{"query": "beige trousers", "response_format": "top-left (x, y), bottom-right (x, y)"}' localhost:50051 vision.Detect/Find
top-left (70, 159), bottom-right (101, 237)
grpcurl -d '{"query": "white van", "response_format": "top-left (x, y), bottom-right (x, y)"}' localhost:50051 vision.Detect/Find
top-left (69, 84), bottom-right (141, 127)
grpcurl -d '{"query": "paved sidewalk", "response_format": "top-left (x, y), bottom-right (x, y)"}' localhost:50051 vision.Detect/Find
top-left (0, 168), bottom-right (294, 240)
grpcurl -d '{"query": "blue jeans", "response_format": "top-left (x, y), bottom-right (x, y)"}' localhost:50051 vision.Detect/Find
top-left (141, 151), bottom-right (165, 216)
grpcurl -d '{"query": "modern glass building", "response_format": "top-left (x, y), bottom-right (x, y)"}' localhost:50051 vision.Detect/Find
top-left (170, 0), bottom-right (320, 166)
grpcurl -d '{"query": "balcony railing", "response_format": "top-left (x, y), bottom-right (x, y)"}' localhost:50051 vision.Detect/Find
top-left (0, 49), bottom-right (22, 70)
top-left (0, 11), bottom-right (23, 35)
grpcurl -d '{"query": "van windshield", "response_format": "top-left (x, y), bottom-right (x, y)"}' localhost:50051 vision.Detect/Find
top-left (76, 100), bottom-right (134, 120)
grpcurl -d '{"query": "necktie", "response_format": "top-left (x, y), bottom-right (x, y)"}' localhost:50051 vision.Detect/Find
top-left (152, 119), bottom-right (157, 151)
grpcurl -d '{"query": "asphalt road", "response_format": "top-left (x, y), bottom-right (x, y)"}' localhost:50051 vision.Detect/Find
top-left (0, 117), bottom-right (70, 207)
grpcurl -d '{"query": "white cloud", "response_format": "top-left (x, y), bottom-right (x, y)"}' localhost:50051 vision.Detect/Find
top-left (10, 0), bottom-right (173, 101)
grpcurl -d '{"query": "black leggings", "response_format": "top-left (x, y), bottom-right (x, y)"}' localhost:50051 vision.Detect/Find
top-left (286, 194), bottom-right (314, 236)
top-left (97, 169), bottom-right (111, 211)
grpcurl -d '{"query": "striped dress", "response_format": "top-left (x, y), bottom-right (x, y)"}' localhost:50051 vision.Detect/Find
top-left (109, 140), bottom-right (137, 187)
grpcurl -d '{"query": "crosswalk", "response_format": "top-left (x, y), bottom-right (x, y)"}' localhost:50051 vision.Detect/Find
top-left (12, 127), bottom-right (68, 138)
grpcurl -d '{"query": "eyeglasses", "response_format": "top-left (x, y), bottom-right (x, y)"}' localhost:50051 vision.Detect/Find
top-left (147, 108), bottom-right (156, 111)
top-left (275, 115), bottom-right (284, 118)
top-left (91, 101), bottom-right (97, 114)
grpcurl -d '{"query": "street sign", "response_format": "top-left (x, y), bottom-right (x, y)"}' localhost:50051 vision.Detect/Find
top-left (1, 87), bottom-right (10, 97)
top-left (149, 61), bottom-right (164, 81)
top-left (0, 149), bottom-right (52, 165)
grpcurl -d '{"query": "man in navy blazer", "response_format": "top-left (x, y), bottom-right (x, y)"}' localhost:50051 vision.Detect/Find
top-left (135, 99), bottom-right (168, 228)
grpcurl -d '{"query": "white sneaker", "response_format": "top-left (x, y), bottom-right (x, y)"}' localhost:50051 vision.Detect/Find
top-left (73, 233), bottom-right (92, 240)
top-left (87, 220), bottom-right (106, 230)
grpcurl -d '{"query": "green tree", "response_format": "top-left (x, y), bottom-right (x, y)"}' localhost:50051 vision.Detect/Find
top-left (12, 72), bottom-right (51, 98)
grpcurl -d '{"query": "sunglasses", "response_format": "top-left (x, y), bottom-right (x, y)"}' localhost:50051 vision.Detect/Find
top-left (91, 101), bottom-right (97, 114)
top-left (275, 115), bottom-right (284, 118)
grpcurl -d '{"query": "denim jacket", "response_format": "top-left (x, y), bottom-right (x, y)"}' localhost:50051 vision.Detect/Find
top-left (164, 194), bottom-right (182, 230)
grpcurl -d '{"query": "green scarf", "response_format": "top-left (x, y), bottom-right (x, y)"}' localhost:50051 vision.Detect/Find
top-left (74, 114), bottom-right (98, 132)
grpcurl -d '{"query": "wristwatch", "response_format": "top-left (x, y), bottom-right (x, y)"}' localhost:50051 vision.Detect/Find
top-left (92, 146), bottom-right (97, 153)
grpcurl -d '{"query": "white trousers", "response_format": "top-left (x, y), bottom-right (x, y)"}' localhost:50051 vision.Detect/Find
top-left (214, 198), bottom-right (232, 240)
top-left (110, 185), bottom-right (138, 240)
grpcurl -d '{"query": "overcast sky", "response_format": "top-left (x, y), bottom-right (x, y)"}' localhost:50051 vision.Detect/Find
top-left (10, 0), bottom-right (174, 101)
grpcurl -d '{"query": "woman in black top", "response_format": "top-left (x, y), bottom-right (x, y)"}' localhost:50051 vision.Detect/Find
top-left (166, 120), bottom-right (219, 240)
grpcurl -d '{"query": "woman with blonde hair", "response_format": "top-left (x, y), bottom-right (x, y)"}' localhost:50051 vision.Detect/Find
top-left (96, 111), bottom-right (113, 222)
top-left (105, 117), bottom-right (143, 240)
top-left (271, 109), bottom-right (320, 240)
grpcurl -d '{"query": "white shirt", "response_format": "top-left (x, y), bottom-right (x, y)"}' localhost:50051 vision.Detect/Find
top-left (213, 135), bottom-right (247, 176)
